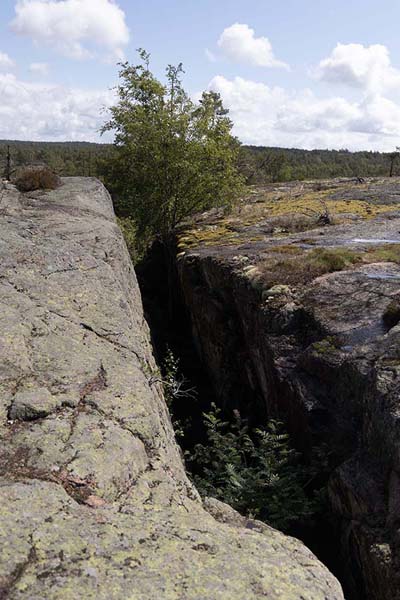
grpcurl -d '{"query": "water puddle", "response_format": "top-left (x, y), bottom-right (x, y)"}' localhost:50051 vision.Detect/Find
top-left (342, 321), bottom-right (387, 346)
top-left (352, 238), bottom-right (400, 244)
top-left (366, 271), bottom-right (400, 280)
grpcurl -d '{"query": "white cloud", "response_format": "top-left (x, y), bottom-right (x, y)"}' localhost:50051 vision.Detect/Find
top-left (0, 72), bottom-right (115, 141)
top-left (209, 75), bottom-right (400, 151)
top-left (0, 52), bottom-right (15, 71)
top-left (217, 23), bottom-right (288, 69)
top-left (29, 62), bottom-right (49, 77)
top-left (315, 43), bottom-right (400, 95)
top-left (11, 0), bottom-right (130, 61)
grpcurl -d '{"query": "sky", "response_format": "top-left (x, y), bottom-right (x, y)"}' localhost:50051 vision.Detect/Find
top-left (1, 0), bottom-right (400, 150)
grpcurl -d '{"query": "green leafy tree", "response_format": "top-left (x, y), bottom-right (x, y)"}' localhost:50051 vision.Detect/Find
top-left (102, 49), bottom-right (243, 246)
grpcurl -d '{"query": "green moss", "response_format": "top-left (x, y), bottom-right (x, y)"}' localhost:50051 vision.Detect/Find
top-left (178, 223), bottom-right (263, 250)
top-left (311, 337), bottom-right (342, 355)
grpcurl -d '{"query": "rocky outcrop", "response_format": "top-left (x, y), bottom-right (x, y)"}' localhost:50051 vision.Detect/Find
top-left (0, 178), bottom-right (342, 599)
top-left (174, 178), bottom-right (400, 600)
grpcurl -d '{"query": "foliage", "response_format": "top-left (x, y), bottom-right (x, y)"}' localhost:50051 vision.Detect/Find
top-left (102, 49), bottom-right (244, 245)
top-left (240, 145), bottom-right (399, 183)
top-left (160, 348), bottom-right (195, 439)
top-left (1, 140), bottom-right (400, 188)
top-left (14, 166), bottom-right (60, 192)
top-left (155, 352), bottom-right (330, 533)
top-left (0, 140), bottom-right (113, 179)
top-left (187, 404), bottom-right (319, 532)
top-left (117, 216), bottom-right (146, 264)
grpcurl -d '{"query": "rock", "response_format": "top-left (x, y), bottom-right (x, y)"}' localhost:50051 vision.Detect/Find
top-left (0, 178), bottom-right (343, 600)
top-left (171, 177), bottom-right (400, 600)
top-left (264, 284), bottom-right (291, 297)
top-left (8, 387), bottom-right (58, 421)
top-left (383, 297), bottom-right (400, 328)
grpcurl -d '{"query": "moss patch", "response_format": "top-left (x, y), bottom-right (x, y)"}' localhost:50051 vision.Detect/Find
top-left (178, 224), bottom-right (263, 250)
top-left (178, 184), bottom-right (398, 252)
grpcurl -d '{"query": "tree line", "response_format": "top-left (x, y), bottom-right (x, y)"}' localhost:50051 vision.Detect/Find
top-left (1, 141), bottom-right (399, 188)
top-left (240, 145), bottom-right (400, 183)
top-left (0, 140), bottom-right (114, 179)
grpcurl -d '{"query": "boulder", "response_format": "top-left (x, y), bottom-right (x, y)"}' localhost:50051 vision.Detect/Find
top-left (8, 387), bottom-right (58, 421)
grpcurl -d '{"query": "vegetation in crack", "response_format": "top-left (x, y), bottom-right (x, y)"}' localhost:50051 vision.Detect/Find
top-left (102, 48), bottom-right (243, 253)
top-left (160, 348), bottom-right (331, 534)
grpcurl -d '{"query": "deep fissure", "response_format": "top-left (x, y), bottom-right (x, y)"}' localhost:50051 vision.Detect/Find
top-left (136, 240), bottom-right (362, 600)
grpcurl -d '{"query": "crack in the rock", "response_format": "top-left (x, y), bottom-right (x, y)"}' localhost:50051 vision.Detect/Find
top-left (0, 535), bottom-right (38, 599)
top-left (79, 322), bottom-right (142, 362)
top-left (44, 265), bottom-right (99, 279)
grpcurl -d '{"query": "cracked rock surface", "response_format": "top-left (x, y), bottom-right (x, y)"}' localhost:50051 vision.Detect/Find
top-left (174, 177), bottom-right (400, 600)
top-left (0, 178), bottom-right (343, 599)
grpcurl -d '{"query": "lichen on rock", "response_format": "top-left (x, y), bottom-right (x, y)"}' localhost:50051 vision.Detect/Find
top-left (173, 176), bottom-right (400, 600)
top-left (0, 177), bottom-right (343, 599)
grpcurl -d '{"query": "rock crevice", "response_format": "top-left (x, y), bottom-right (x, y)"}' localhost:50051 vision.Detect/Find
top-left (0, 178), bottom-right (342, 599)
top-left (171, 177), bottom-right (400, 600)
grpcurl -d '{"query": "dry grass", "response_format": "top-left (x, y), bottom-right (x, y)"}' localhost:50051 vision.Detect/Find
top-left (365, 244), bottom-right (400, 263)
top-left (254, 247), bottom-right (364, 288)
top-left (15, 166), bottom-right (60, 192)
top-left (253, 243), bottom-right (400, 288)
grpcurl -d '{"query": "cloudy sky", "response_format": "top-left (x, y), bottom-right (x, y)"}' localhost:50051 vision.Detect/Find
top-left (1, 0), bottom-right (400, 150)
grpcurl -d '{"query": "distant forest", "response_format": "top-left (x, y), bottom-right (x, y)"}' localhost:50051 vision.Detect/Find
top-left (0, 140), bottom-right (114, 179)
top-left (0, 140), bottom-right (398, 184)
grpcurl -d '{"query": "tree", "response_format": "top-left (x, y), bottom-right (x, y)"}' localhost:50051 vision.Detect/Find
top-left (102, 49), bottom-right (243, 245)
top-left (389, 147), bottom-right (400, 177)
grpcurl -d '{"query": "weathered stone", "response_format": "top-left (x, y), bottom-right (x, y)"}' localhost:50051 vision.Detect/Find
top-left (170, 177), bottom-right (400, 600)
top-left (8, 387), bottom-right (58, 421)
top-left (0, 178), bottom-right (343, 600)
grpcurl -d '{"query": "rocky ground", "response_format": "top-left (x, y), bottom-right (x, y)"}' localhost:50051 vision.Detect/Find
top-left (175, 177), bottom-right (400, 600)
top-left (0, 178), bottom-right (342, 599)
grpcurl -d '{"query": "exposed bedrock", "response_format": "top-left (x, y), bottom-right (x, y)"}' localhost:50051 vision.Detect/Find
top-left (172, 178), bottom-right (400, 600)
top-left (0, 178), bottom-right (342, 599)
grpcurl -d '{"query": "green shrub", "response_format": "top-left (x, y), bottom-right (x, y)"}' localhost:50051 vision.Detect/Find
top-left (187, 404), bottom-right (318, 532)
top-left (161, 348), bottom-right (195, 439)
top-left (117, 217), bottom-right (139, 263)
top-left (117, 216), bottom-right (154, 264)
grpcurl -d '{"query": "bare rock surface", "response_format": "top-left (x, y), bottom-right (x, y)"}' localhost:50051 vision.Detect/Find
top-left (175, 177), bottom-right (400, 600)
top-left (0, 178), bottom-right (342, 599)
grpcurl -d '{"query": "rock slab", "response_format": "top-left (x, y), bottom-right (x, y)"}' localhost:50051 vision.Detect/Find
top-left (175, 177), bottom-right (400, 600)
top-left (0, 178), bottom-right (343, 599)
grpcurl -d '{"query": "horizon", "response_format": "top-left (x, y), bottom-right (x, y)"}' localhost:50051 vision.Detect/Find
top-left (1, 1), bottom-right (400, 151)
top-left (0, 139), bottom-right (398, 156)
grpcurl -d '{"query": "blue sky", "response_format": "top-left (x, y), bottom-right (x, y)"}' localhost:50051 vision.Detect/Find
top-left (1, 0), bottom-right (400, 150)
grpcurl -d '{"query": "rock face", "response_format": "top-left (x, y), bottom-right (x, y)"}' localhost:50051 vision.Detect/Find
top-left (175, 177), bottom-right (400, 600)
top-left (0, 178), bottom-right (342, 599)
